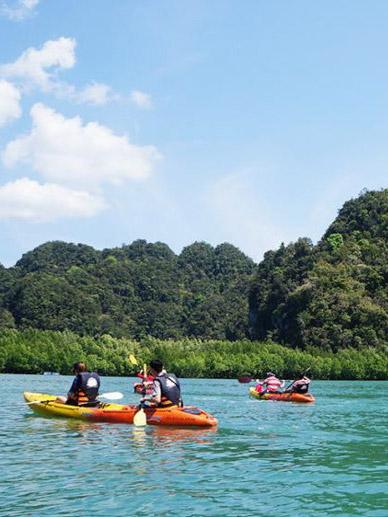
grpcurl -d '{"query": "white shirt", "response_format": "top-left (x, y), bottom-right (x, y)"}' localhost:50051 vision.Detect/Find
top-left (150, 369), bottom-right (167, 404)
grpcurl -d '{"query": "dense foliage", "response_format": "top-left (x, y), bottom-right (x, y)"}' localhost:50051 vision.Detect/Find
top-left (249, 189), bottom-right (388, 351)
top-left (0, 329), bottom-right (386, 379)
top-left (0, 188), bottom-right (387, 377)
top-left (1, 240), bottom-right (255, 340)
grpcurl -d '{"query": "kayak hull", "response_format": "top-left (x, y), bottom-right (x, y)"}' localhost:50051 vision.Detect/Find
top-left (249, 387), bottom-right (315, 403)
top-left (24, 392), bottom-right (218, 427)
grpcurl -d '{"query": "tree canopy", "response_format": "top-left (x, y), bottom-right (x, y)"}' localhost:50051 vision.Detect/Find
top-left (249, 189), bottom-right (388, 351)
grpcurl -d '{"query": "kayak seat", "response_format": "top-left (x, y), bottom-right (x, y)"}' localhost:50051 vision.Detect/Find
top-left (182, 407), bottom-right (202, 415)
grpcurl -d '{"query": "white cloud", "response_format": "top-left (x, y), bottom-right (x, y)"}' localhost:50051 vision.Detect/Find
top-left (0, 37), bottom-right (76, 91)
top-left (130, 90), bottom-right (152, 109)
top-left (1, 0), bottom-right (39, 21)
top-left (0, 37), bottom-right (119, 105)
top-left (0, 177), bottom-right (107, 221)
top-left (0, 80), bottom-right (21, 127)
top-left (2, 103), bottom-right (161, 188)
top-left (22, 0), bottom-right (38, 7)
top-left (77, 82), bottom-right (118, 105)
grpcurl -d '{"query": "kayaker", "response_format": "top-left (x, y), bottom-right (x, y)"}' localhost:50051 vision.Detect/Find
top-left (133, 371), bottom-right (154, 395)
top-left (141, 359), bottom-right (182, 407)
top-left (57, 362), bottom-right (100, 406)
top-left (256, 372), bottom-right (285, 395)
top-left (136, 371), bottom-right (155, 383)
top-left (285, 373), bottom-right (311, 394)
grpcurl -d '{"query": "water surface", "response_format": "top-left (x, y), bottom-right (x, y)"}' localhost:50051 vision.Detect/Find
top-left (1, 375), bottom-right (387, 516)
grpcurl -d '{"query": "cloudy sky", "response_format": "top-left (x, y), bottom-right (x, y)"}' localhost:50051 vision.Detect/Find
top-left (0, 0), bottom-right (387, 266)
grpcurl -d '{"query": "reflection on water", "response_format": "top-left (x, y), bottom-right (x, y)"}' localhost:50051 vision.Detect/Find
top-left (150, 425), bottom-right (217, 447)
top-left (130, 426), bottom-right (147, 448)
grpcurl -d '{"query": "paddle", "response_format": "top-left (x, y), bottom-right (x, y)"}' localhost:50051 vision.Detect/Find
top-left (129, 354), bottom-right (147, 427)
top-left (133, 402), bottom-right (147, 426)
top-left (136, 359), bottom-right (150, 426)
top-left (129, 354), bottom-right (139, 366)
top-left (27, 391), bottom-right (124, 405)
top-left (129, 354), bottom-right (149, 425)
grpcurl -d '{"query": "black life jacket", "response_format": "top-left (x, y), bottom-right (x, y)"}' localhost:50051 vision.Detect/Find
top-left (76, 372), bottom-right (100, 404)
top-left (155, 373), bottom-right (182, 407)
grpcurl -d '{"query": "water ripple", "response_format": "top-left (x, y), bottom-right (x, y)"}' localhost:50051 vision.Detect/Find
top-left (0, 375), bottom-right (387, 516)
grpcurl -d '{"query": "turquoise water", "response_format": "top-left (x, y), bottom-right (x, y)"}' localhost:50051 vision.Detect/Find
top-left (1, 375), bottom-right (387, 516)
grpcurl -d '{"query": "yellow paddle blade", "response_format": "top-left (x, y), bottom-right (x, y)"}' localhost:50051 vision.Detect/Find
top-left (133, 407), bottom-right (147, 426)
top-left (129, 354), bottom-right (138, 366)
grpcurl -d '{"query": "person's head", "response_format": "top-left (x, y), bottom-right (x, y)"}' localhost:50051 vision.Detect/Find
top-left (149, 359), bottom-right (163, 376)
top-left (72, 362), bottom-right (87, 374)
top-left (266, 371), bottom-right (275, 377)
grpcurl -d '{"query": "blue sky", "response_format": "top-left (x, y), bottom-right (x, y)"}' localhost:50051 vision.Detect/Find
top-left (0, 0), bottom-right (387, 266)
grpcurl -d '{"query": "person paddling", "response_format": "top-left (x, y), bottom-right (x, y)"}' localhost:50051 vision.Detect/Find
top-left (141, 359), bottom-right (182, 407)
top-left (255, 372), bottom-right (285, 395)
top-left (57, 362), bottom-right (100, 406)
top-left (133, 369), bottom-right (154, 395)
top-left (285, 373), bottom-right (311, 394)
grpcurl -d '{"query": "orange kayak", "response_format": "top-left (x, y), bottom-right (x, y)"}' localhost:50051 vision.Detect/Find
top-left (249, 387), bottom-right (315, 403)
top-left (24, 392), bottom-right (218, 427)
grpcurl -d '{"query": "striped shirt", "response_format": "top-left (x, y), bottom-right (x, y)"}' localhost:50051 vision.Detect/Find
top-left (262, 375), bottom-right (284, 392)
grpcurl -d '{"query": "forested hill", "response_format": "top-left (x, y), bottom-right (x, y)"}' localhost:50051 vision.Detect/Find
top-left (0, 188), bottom-right (387, 351)
top-left (249, 189), bottom-right (388, 350)
top-left (0, 241), bottom-right (255, 340)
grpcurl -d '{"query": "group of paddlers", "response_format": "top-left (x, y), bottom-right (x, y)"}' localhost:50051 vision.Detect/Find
top-left (55, 361), bottom-right (311, 408)
top-left (254, 372), bottom-right (311, 396)
top-left (57, 359), bottom-right (182, 408)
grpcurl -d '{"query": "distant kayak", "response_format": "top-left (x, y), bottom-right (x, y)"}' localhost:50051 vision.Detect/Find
top-left (238, 376), bottom-right (252, 383)
top-left (249, 387), bottom-right (315, 403)
top-left (24, 392), bottom-right (218, 427)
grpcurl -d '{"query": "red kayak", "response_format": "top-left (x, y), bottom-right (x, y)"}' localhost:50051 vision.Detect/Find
top-left (238, 376), bottom-right (252, 383)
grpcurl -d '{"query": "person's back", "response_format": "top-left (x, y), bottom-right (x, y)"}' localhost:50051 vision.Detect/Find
top-left (146, 359), bottom-right (182, 407)
top-left (261, 372), bottom-right (284, 393)
top-left (287, 375), bottom-right (310, 394)
top-left (67, 362), bottom-right (100, 406)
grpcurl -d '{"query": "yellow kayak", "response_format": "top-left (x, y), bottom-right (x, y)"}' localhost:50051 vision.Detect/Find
top-left (24, 392), bottom-right (218, 427)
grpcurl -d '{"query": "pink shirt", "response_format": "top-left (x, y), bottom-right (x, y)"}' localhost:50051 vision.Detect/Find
top-left (262, 375), bottom-right (283, 392)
